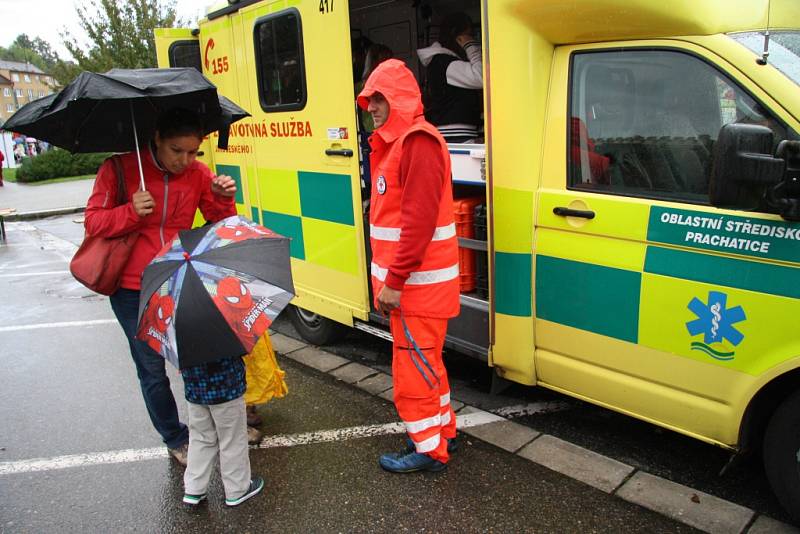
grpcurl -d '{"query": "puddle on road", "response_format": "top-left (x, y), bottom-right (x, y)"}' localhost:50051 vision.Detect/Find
top-left (43, 276), bottom-right (105, 301)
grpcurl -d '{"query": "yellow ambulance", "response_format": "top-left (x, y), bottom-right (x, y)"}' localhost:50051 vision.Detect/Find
top-left (156, 0), bottom-right (800, 519)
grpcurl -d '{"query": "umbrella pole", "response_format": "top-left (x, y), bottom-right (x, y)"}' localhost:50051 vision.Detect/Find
top-left (130, 102), bottom-right (146, 191)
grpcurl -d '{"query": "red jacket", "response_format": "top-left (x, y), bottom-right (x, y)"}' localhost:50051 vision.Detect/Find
top-left (84, 147), bottom-right (236, 290)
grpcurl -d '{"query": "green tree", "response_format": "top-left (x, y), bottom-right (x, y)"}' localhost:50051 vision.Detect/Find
top-left (0, 35), bottom-right (48, 72)
top-left (0, 34), bottom-right (79, 86)
top-left (63, 0), bottom-right (184, 73)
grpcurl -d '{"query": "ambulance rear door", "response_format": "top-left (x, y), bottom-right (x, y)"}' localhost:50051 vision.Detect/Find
top-left (213, 0), bottom-right (369, 324)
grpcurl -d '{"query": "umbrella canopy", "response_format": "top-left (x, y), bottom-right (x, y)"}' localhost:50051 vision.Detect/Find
top-left (3, 67), bottom-right (249, 153)
top-left (136, 215), bottom-right (295, 369)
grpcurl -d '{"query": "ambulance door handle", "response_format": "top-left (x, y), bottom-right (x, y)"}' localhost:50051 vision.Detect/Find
top-left (553, 207), bottom-right (595, 219)
top-left (325, 148), bottom-right (354, 157)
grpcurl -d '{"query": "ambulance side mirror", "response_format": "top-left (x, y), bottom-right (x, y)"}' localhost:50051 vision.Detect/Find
top-left (709, 123), bottom-right (784, 211)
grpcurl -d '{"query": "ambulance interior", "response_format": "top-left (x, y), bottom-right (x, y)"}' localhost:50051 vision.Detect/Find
top-left (349, 0), bottom-right (490, 354)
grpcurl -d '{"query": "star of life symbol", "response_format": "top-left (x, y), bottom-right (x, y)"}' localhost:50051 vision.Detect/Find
top-left (685, 291), bottom-right (746, 361)
top-left (377, 175), bottom-right (387, 195)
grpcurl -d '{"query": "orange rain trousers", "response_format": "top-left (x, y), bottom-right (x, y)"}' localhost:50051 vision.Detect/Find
top-left (389, 313), bottom-right (456, 463)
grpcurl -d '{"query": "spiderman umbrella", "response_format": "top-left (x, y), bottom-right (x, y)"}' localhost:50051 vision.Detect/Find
top-left (136, 215), bottom-right (294, 369)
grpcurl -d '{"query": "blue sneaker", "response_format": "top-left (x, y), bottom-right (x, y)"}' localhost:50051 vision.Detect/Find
top-left (379, 451), bottom-right (447, 473)
top-left (403, 436), bottom-right (458, 454)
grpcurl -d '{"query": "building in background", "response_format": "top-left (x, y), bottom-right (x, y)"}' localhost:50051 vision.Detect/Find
top-left (0, 60), bottom-right (56, 127)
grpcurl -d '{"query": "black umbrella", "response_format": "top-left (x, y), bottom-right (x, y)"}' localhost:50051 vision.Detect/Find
top-left (3, 67), bottom-right (249, 189)
top-left (136, 215), bottom-right (295, 369)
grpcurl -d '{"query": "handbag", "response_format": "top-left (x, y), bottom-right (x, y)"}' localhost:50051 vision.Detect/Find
top-left (69, 155), bottom-right (138, 296)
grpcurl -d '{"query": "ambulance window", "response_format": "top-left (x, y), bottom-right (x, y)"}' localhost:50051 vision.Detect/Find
top-left (254, 10), bottom-right (307, 112)
top-left (168, 41), bottom-right (202, 72)
top-left (568, 49), bottom-right (796, 204)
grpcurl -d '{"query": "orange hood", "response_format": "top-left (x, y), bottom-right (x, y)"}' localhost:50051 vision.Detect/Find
top-left (357, 59), bottom-right (424, 143)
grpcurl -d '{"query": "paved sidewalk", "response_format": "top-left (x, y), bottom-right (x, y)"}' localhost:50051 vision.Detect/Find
top-left (0, 178), bottom-right (93, 215)
top-left (269, 333), bottom-right (800, 534)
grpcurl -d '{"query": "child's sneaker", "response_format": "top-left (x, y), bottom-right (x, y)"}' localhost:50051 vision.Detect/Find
top-left (225, 477), bottom-right (264, 507)
top-left (182, 493), bottom-right (206, 506)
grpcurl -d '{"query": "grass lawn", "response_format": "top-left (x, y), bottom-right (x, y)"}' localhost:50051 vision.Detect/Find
top-left (3, 168), bottom-right (95, 185)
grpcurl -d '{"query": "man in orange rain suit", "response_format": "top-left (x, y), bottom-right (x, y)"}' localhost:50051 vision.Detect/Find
top-left (357, 59), bottom-right (460, 473)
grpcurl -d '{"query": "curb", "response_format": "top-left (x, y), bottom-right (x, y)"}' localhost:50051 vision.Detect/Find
top-left (269, 331), bottom-right (799, 534)
top-left (5, 206), bottom-right (86, 222)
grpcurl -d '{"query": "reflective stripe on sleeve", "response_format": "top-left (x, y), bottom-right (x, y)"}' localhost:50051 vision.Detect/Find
top-left (370, 223), bottom-right (456, 242)
top-left (371, 262), bottom-right (459, 285)
top-left (440, 392), bottom-right (450, 407)
top-left (403, 414), bottom-right (441, 434)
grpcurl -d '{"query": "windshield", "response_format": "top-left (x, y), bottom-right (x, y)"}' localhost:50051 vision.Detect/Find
top-left (730, 31), bottom-right (800, 87)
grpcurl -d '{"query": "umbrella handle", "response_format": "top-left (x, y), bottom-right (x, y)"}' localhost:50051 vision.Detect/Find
top-left (130, 103), bottom-right (146, 192)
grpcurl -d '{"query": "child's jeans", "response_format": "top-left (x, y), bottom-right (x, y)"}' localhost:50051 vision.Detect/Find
top-left (184, 396), bottom-right (251, 499)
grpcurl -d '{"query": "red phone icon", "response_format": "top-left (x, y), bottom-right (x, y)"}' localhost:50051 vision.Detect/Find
top-left (204, 38), bottom-right (216, 70)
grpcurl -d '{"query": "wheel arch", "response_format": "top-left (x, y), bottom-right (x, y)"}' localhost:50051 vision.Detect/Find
top-left (739, 367), bottom-right (800, 452)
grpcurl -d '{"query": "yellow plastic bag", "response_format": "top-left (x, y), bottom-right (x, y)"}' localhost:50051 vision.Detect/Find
top-left (243, 333), bottom-right (288, 405)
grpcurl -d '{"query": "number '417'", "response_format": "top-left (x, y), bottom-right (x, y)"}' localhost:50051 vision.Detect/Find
top-left (319, 0), bottom-right (333, 13)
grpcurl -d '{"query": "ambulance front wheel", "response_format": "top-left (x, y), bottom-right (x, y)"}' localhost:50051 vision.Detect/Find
top-left (287, 305), bottom-right (348, 345)
top-left (763, 390), bottom-right (800, 523)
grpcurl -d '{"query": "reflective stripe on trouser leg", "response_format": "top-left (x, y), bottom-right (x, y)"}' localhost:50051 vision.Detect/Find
top-left (390, 313), bottom-right (451, 463)
top-left (440, 386), bottom-right (456, 440)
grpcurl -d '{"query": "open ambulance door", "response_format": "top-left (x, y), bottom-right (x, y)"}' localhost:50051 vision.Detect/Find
top-left (203, 0), bottom-right (369, 328)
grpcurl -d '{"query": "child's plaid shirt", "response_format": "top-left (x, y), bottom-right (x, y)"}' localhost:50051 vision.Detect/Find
top-left (181, 356), bottom-right (246, 405)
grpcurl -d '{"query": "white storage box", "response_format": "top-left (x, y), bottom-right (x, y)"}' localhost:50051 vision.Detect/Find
top-left (448, 143), bottom-right (486, 185)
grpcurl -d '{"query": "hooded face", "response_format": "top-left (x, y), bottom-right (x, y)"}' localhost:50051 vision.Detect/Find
top-left (366, 92), bottom-right (390, 129)
top-left (356, 59), bottom-right (424, 141)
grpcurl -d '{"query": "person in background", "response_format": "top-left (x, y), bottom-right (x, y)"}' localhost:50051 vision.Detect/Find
top-left (0, 148), bottom-right (4, 186)
top-left (355, 43), bottom-right (394, 191)
top-left (358, 59), bottom-right (460, 473)
top-left (243, 333), bottom-right (288, 445)
top-left (351, 35), bottom-right (373, 84)
top-left (84, 108), bottom-right (237, 466)
top-left (417, 12), bottom-right (483, 143)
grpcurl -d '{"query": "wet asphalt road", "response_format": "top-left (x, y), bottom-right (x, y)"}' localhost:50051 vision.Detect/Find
top-left (0, 214), bottom-right (787, 531)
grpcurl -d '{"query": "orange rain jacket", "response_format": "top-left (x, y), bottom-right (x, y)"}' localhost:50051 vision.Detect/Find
top-left (358, 59), bottom-right (460, 319)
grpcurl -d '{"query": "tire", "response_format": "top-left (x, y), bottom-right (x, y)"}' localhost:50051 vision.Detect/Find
top-left (286, 305), bottom-right (348, 346)
top-left (763, 390), bottom-right (800, 523)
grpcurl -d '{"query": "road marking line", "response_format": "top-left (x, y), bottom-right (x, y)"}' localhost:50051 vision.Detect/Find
top-left (0, 448), bottom-right (167, 475)
top-left (0, 271), bottom-right (71, 278)
top-left (0, 319), bottom-right (117, 333)
top-left (492, 401), bottom-right (571, 418)
top-left (0, 411), bottom-right (505, 475)
top-left (0, 260), bottom-right (69, 270)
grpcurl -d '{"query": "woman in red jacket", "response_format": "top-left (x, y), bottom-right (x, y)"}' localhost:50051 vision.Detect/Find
top-left (84, 108), bottom-right (237, 465)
